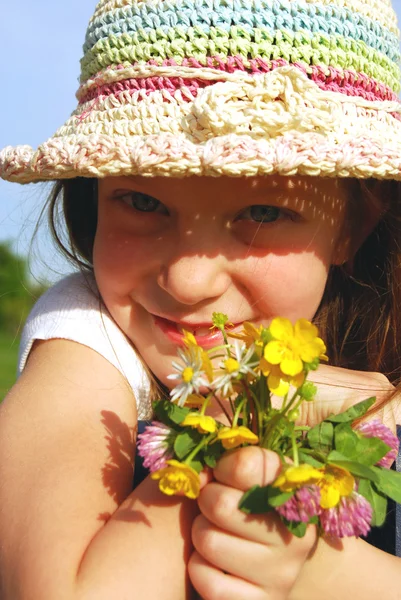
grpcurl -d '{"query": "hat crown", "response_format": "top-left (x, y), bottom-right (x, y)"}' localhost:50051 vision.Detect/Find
top-left (88, 0), bottom-right (400, 36)
top-left (80, 0), bottom-right (400, 97)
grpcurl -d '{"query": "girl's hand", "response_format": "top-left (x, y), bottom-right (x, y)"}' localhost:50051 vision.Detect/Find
top-left (293, 364), bottom-right (398, 430)
top-left (189, 447), bottom-right (316, 600)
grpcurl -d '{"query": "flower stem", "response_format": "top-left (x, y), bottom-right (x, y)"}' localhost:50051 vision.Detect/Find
top-left (221, 329), bottom-right (231, 357)
top-left (232, 398), bottom-right (247, 427)
top-left (184, 433), bottom-right (215, 464)
top-left (291, 430), bottom-right (299, 467)
top-left (200, 394), bottom-right (212, 416)
top-left (211, 392), bottom-right (233, 425)
top-left (283, 390), bottom-right (299, 415)
top-left (243, 380), bottom-right (261, 435)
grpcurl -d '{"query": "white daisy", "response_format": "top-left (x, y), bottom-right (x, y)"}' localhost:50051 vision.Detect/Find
top-left (213, 340), bottom-right (258, 397)
top-left (168, 345), bottom-right (209, 407)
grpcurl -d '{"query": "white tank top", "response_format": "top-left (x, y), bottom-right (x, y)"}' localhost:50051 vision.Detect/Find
top-left (18, 271), bottom-right (152, 419)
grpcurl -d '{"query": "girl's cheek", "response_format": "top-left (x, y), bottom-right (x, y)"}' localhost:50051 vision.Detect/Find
top-left (241, 252), bottom-right (329, 321)
top-left (93, 227), bottom-right (158, 287)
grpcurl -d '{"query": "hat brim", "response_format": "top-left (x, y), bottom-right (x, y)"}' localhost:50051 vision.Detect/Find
top-left (2, 130), bottom-right (401, 183)
top-left (2, 67), bottom-right (401, 183)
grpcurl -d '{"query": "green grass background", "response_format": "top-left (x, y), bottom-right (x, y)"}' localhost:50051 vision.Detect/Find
top-left (0, 331), bottom-right (19, 401)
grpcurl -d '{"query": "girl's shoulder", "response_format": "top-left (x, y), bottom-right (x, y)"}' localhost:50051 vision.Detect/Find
top-left (19, 270), bottom-right (152, 419)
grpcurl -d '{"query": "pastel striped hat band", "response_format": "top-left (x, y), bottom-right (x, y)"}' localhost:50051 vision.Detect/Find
top-left (1, 0), bottom-right (401, 183)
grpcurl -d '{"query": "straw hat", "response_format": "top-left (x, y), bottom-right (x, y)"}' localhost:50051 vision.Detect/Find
top-left (1, 0), bottom-right (401, 182)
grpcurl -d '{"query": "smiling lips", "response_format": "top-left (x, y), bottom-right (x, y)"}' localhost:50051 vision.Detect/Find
top-left (153, 315), bottom-right (238, 348)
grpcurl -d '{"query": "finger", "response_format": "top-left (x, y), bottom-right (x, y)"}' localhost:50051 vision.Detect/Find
top-left (188, 551), bottom-right (266, 600)
top-left (198, 481), bottom-right (295, 546)
top-left (199, 467), bottom-right (214, 489)
top-left (192, 513), bottom-right (271, 584)
top-left (213, 446), bottom-right (282, 491)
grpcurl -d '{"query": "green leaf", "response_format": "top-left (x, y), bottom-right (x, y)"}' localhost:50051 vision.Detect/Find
top-left (202, 441), bottom-right (224, 468)
top-left (325, 397), bottom-right (376, 423)
top-left (282, 519), bottom-right (308, 538)
top-left (239, 485), bottom-right (274, 514)
top-left (153, 399), bottom-right (190, 426)
top-left (239, 485), bottom-right (294, 514)
top-left (327, 452), bottom-right (380, 483)
top-left (307, 421), bottom-right (334, 451)
top-left (187, 458), bottom-right (204, 473)
top-left (334, 424), bottom-right (390, 466)
top-left (334, 422), bottom-right (358, 457)
top-left (266, 486), bottom-right (294, 507)
top-left (174, 430), bottom-right (201, 459)
top-left (298, 450), bottom-right (325, 468)
top-left (358, 479), bottom-right (387, 527)
top-left (371, 467), bottom-right (401, 504)
top-left (354, 438), bottom-right (390, 467)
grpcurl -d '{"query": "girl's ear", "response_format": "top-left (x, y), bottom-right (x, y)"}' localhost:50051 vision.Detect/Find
top-left (331, 180), bottom-right (388, 267)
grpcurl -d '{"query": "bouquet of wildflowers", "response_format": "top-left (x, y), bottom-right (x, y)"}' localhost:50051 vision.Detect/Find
top-left (138, 314), bottom-right (401, 538)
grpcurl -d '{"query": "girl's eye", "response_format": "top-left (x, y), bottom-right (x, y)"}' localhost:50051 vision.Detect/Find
top-left (237, 205), bottom-right (283, 223)
top-left (117, 191), bottom-right (168, 214)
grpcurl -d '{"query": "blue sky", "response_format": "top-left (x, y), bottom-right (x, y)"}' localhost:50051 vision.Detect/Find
top-left (0, 1), bottom-right (94, 282)
top-left (1, 0), bottom-right (401, 283)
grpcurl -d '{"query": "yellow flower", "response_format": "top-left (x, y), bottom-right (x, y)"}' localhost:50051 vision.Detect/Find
top-left (264, 318), bottom-right (327, 377)
top-left (201, 350), bottom-right (214, 382)
top-left (217, 425), bottom-right (259, 449)
top-left (273, 464), bottom-right (354, 509)
top-left (224, 357), bottom-right (241, 373)
top-left (182, 330), bottom-right (198, 347)
top-left (181, 412), bottom-right (217, 434)
top-left (273, 464), bottom-right (324, 492)
top-left (151, 460), bottom-right (200, 499)
top-left (182, 366), bottom-right (194, 383)
top-left (181, 329), bottom-right (214, 382)
top-left (184, 393), bottom-right (206, 407)
top-left (229, 321), bottom-right (264, 353)
top-left (260, 358), bottom-right (305, 396)
top-left (318, 465), bottom-right (355, 509)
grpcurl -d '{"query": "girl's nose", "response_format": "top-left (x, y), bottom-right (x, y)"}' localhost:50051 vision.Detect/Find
top-left (157, 254), bottom-right (231, 305)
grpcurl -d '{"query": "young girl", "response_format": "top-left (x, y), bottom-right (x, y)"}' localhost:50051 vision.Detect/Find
top-left (1, 0), bottom-right (401, 597)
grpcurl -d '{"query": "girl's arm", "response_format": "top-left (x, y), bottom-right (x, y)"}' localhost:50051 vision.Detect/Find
top-left (291, 535), bottom-right (401, 600)
top-left (0, 339), bottom-right (198, 600)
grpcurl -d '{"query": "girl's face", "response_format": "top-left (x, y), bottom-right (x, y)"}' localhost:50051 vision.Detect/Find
top-left (94, 176), bottom-right (349, 387)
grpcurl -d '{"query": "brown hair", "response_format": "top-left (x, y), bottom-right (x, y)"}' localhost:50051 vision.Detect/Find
top-left (316, 180), bottom-right (401, 386)
top-left (41, 177), bottom-right (401, 403)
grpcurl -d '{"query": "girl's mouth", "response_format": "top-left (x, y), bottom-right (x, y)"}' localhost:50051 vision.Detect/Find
top-left (153, 316), bottom-right (237, 349)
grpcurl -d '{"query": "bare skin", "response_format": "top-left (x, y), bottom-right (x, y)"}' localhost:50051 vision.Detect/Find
top-left (0, 339), bottom-right (198, 600)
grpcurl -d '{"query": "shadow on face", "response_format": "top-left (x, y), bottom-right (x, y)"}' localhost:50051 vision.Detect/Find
top-left (97, 174), bottom-right (352, 265)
